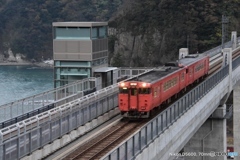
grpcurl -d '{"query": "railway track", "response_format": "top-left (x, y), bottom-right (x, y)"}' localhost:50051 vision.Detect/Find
top-left (62, 119), bottom-right (146, 160)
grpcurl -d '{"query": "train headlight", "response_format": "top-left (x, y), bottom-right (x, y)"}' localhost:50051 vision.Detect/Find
top-left (120, 83), bottom-right (125, 87)
top-left (142, 83), bottom-right (147, 87)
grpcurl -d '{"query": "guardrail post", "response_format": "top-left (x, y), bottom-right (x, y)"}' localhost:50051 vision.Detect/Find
top-left (223, 48), bottom-right (232, 92)
top-left (16, 123), bottom-right (21, 159)
top-left (231, 31), bottom-right (237, 49)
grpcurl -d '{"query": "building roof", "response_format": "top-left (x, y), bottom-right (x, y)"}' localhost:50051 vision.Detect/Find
top-left (94, 67), bottom-right (118, 73)
top-left (52, 22), bottom-right (108, 27)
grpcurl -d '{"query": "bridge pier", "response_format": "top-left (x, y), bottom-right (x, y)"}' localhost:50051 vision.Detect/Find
top-left (183, 105), bottom-right (227, 160)
top-left (233, 81), bottom-right (240, 160)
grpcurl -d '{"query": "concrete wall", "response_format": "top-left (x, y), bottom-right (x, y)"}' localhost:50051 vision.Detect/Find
top-left (184, 116), bottom-right (227, 160)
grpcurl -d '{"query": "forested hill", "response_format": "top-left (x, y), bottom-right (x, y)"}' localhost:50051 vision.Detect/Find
top-left (0, 0), bottom-right (122, 60)
top-left (109, 0), bottom-right (240, 67)
top-left (0, 0), bottom-right (240, 67)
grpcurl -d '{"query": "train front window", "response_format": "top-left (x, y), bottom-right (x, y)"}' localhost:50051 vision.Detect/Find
top-left (119, 88), bottom-right (128, 94)
top-left (131, 88), bottom-right (138, 96)
top-left (138, 88), bottom-right (151, 94)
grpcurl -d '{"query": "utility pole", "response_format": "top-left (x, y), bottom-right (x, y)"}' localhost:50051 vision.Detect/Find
top-left (222, 15), bottom-right (229, 49)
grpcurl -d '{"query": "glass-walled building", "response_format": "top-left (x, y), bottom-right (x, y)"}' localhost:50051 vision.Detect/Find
top-left (52, 22), bottom-right (108, 88)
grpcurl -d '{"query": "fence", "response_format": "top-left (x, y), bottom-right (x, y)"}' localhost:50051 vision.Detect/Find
top-left (0, 78), bottom-right (97, 123)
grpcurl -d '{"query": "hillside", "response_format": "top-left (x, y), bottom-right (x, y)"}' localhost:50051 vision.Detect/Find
top-left (0, 0), bottom-right (240, 66)
top-left (0, 0), bottom-right (122, 60)
top-left (109, 0), bottom-right (240, 67)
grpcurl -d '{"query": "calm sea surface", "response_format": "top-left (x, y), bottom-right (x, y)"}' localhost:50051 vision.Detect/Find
top-left (0, 65), bottom-right (53, 106)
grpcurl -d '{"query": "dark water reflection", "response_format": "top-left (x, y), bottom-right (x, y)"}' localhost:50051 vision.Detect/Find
top-left (0, 65), bottom-right (53, 105)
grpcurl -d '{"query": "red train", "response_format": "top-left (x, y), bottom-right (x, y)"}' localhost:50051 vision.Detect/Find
top-left (118, 54), bottom-right (209, 118)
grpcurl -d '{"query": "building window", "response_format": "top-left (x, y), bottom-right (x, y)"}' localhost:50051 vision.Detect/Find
top-left (55, 61), bottom-right (60, 66)
top-left (104, 58), bottom-right (108, 64)
top-left (92, 27), bottom-right (98, 39)
top-left (99, 26), bottom-right (107, 38)
top-left (55, 27), bottom-right (90, 40)
top-left (91, 26), bottom-right (107, 39)
top-left (56, 61), bottom-right (91, 67)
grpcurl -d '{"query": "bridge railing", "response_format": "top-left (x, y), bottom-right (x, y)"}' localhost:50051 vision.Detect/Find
top-left (233, 51), bottom-right (240, 70)
top-left (0, 67), bottom-right (154, 125)
top-left (0, 85), bottom-right (119, 160)
top-left (0, 68), bottom-right (154, 160)
top-left (203, 37), bottom-right (240, 57)
top-left (101, 64), bottom-right (229, 160)
top-left (0, 77), bottom-right (97, 123)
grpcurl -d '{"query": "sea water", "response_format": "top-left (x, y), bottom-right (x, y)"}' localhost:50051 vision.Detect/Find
top-left (0, 65), bottom-right (53, 106)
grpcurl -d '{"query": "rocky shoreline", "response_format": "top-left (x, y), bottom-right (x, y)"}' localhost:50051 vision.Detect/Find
top-left (0, 61), bottom-right (53, 68)
top-left (0, 49), bottom-right (54, 68)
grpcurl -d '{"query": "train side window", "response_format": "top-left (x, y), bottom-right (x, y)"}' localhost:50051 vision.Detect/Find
top-left (186, 69), bottom-right (189, 73)
top-left (181, 73), bottom-right (184, 81)
top-left (164, 83), bottom-right (167, 91)
top-left (171, 79), bottom-right (174, 87)
top-left (119, 88), bottom-right (128, 94)
top-left (195, 65), bottom-right (199, 72)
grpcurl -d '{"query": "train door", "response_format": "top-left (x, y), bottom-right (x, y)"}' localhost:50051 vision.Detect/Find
top-left (129, 88), bottom-right (138, 110)
top-left (205, 59), bottom-right (209, 75)
top-left (119, 87), bottom-right (129, 112)
top-left (188, 67), bottom-right (194, 84)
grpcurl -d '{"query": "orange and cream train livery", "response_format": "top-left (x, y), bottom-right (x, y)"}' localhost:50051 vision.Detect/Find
top-left (118, 54), bottom-right (209, 118)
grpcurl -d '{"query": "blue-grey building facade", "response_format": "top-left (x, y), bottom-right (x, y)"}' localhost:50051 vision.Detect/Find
top-left (52, 22), bottom-right (108, 88)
